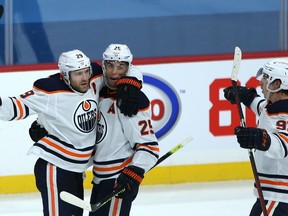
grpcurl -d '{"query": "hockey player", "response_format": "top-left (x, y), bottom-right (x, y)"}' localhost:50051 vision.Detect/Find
top-left (89, 44), bottom-right (159, 216)
top-left (0, 49), bottom-right (142, 216)
top-left (223, 59), bottom-right (288, 215)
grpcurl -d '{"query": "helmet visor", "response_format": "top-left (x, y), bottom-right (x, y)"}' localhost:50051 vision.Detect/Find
top-left (256, 68), bottom-right (269, 81)
top-left (256, 68), bottom-right (263, 80)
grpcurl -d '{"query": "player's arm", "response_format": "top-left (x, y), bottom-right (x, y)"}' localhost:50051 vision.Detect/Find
top-left (116, 92), bottom-right (159, 199)
top-left (124, 91), bottom-right (159, 171)
top-left (0, 76), bottom-right (58, 121)
top-left (0, 94), bottom-right (36, 121)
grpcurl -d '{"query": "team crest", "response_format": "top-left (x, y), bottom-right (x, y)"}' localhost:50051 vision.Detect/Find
top-left (74, 99), bottom-right (98, 133)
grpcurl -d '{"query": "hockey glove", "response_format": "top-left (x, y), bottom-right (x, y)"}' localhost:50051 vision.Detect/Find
top-left (223, 86), bottom-right (258, 107)
top-left (234, 126), bottom-right (271, 151)
top-left (116, 165), bottom-right (144, 199)
top-left (29, 120), bottom-right (48, 142)
top-left (116, 76), bottom-right (142, 117)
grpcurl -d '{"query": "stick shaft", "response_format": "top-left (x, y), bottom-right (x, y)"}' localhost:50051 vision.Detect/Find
top-left (152, 136), bottom-right (192, 168)
top-left (90, 136), bottom-right (193, 212)
top-left (231, 47), bottom-right (267, 216)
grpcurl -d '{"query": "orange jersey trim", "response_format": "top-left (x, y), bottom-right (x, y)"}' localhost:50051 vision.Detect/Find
top-left (267, 201), bottom-right (276, 215)
top-left (15, 98), bottom-right (24, 120)
top-left (93, 157), bottom-right (133, 172)
top-left (277, 133), bottom-right (288, 144)
top-left (260, 179), bottom-right (288, 187)
top-left (41, 138), bottom-right (92, 158)
top-left (137, 144), bottom-right (160, 152)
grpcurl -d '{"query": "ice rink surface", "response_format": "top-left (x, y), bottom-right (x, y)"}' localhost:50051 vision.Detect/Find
top-left (0, 180), bottom-right (255, 216)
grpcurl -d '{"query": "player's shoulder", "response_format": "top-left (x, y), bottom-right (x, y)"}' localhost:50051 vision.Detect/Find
top-left (267, 99), bottom-right (288, 114)
top-left (91, 62), bottom-right (103, 77)
top-left (33, 73), bottom-right (71, 92)
top-left (127, 65), bottom-right (143, 82)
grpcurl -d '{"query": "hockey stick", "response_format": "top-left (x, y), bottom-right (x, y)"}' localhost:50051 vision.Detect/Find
top-left (60, 136), bottom-right (193, 212)
top-left (231, 47), bottom-right (268, 216)
top-left (0, 5), bottom-right (3, 19)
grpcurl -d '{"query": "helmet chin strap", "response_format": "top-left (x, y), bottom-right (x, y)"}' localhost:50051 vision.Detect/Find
top-left (265, 91), bottom-right (271, 100)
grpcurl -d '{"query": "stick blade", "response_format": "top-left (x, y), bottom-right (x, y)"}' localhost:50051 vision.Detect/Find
top-left (60, 191), bottom-right (92, 212)
top-left (231, 46), bottom-right (242, 82)
top-left (181, 136), bottom-right (193, 146)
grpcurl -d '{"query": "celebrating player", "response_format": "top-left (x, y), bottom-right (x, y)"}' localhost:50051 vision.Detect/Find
top-left (224, 59), bottom-right (288, 215)
top-left (1, 49), bottom-right (142, 216)
top-left (89, 44), bottom-right (159, 216)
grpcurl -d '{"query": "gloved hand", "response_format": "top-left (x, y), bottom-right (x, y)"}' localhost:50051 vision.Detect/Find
top-left (29, 120), bottom-right (48, 142)
top-left (116, 76), bottom-right (142, 117)
top-left (116, 166), bottom-right (144, 199)
top-left (223, 86), bottom-right (258, 107)
top-left (234, 126), bottom-right (271, 151)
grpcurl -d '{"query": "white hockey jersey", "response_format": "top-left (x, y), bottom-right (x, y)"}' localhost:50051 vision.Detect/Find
top-left (250, 97), bottom-right (288, 203)
top-left (0, 63), bottom-right (104, 173)
top-left (92, 87), bottom-right (159, 184)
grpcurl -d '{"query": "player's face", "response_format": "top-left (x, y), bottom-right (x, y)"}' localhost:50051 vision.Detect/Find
top-left (69, 67), bottom-right (91, 93)
top-left (260, 73), bottom-right (269, 97)
top-left (260, 73), bottom-right (280, 102)
top-left (104, 61), bottom-right (129, 89)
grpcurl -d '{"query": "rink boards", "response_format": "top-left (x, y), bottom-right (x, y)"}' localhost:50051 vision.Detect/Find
top-left (0, 52), bottom-right (287, 193)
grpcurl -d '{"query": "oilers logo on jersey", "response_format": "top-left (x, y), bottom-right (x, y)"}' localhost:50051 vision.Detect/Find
top-left (96, 111), bottom-right (107, 144)
top-left (74, 99), bottom-right (98, 133)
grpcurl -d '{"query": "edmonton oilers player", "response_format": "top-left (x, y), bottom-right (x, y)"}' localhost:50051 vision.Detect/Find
top-left (224, 59), bottom-right (288, 215)
top-left (90, 44), bottom-right (159, 216)
top-left (0, 49), bottom-right (142, 216)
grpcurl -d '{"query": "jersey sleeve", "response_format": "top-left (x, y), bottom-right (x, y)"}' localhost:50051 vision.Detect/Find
top-left (0, 75), bottom-right (67, 121)
top-left (0, 96), bottom-right (35, 121)
top-left (250, 96), bottom-right (267, 116)
top-left (266, 132), bottom-right (288, 159)
top-left (118, 92), bottom-right (159, 172)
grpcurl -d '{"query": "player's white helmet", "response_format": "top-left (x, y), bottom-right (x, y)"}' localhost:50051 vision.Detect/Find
top-left (102, 44), bottom-right (133, 75)
top-left (58, 49), bottom-right (92, 86)
top-left (256, 58), bottom-right (288, 92)
top-left (103, 44), bottom-right (133, 64)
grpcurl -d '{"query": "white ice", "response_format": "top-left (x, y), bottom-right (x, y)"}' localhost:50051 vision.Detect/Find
top-left (0, 180), bottom-right (255, 216)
